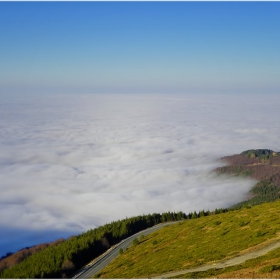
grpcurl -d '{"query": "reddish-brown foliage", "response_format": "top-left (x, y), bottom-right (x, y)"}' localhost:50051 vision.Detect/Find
top-left (217, 152), bottom-right (280, 187)
top-left (221, 154), bottom-right (260, 165)
top-left (0, 238), bottom-right (65, 272)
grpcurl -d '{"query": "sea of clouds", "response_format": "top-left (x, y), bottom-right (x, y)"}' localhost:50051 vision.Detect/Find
top-left (0, 92), bottom-right (279, 255)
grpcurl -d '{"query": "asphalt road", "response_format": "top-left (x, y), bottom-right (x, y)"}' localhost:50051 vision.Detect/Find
top-left (72, 221), bottom-right (179, 279)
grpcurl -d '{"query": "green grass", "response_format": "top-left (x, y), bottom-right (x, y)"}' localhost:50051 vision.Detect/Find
top-left (174, 246), bottom-right (280, 278)
top-left (95, 200), bottom-right (280, 278)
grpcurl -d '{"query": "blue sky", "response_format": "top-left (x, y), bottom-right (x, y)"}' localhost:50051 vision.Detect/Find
top-left (1, 1), bottom-right (280, 256)
top-left (0, 2), bottom-right (280, 95)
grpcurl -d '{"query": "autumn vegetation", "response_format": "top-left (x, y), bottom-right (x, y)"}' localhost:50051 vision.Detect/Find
top-left (216, 149), bottom-right (280, 209)
top-left (0, 238), bottom-right (65, 273)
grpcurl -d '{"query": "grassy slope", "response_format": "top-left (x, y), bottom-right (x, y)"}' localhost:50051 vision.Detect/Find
top-left (95, 200), bottom-right (280, 278)
top-left (174, 246), bottom-right (280, 279)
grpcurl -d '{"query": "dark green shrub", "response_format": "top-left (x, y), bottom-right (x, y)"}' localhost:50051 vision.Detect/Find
top-left (259, 264), bottom-right (280, 273)
top-left (132, 238), bottom-right (139, 246)
top-left (239, 221), bottom-right (246, 227)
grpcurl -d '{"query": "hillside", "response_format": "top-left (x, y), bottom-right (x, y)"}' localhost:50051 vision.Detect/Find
top-left (1, 148), bottom-right (280, 278)
top-left (95, 200), bottom-right (280, 278)
top-left (0, 238), bottom-right (65, 273)
top-left (216, 149), bottom-right (280, 209)
top-left (217, 149), bottom-right (280, 183)
top-left (0, 212), bottom-right (190, 278)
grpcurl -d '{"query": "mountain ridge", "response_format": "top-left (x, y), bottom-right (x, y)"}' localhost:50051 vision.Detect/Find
top-left (216, 148), bottom-right (280, 209)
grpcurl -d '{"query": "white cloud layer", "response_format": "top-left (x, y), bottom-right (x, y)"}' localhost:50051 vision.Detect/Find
top-left (0, 92), bottom-right (279, 255)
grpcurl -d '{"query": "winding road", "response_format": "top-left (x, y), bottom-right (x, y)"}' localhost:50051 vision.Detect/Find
top-left (154, 239), bottom-right (280, 278)
top-left (73, 221), bottom-right (280, 279)
top-left (72, 221), bottom-right (179, 279)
